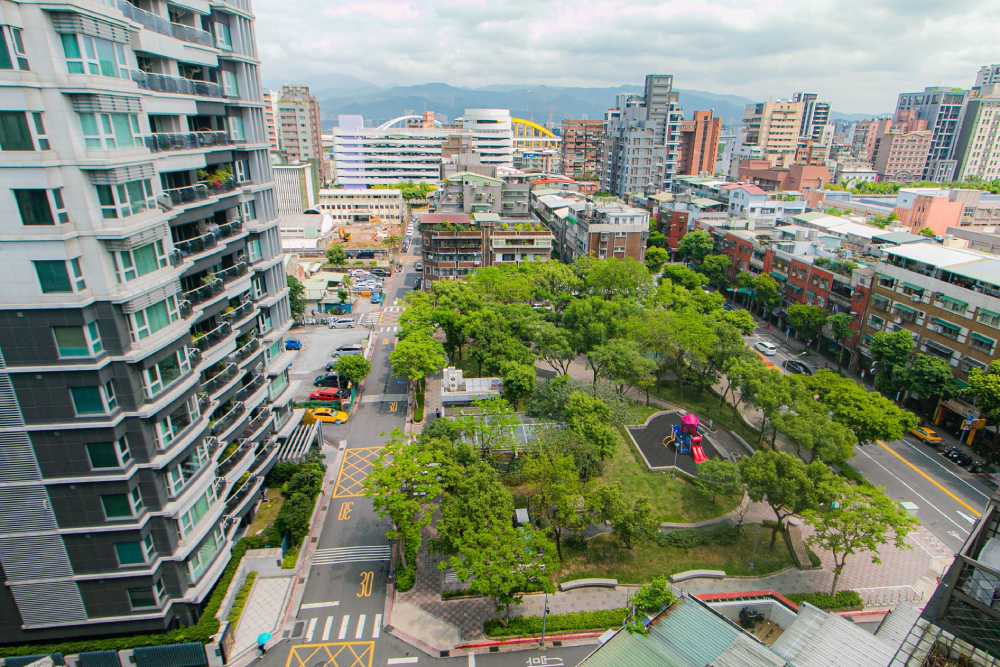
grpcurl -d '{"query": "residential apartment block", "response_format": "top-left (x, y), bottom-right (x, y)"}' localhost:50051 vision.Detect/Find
top-left (741, 100), bottom-right (804, 169)
top-left (975, 63), bottom-right (1000, 90)
top-left (0, 0), bottom-right (292, 643)
top-left (262, 89), bottom-right (278, 151)
top-left (273, 162), bottom-right (316, 215)
top-left (896, 87), bottom-right (969, 182)
top-left (793, 91), bottom-right (832, 142)
top-left (872, 128), bottom-right (933, 184)
top-left (316, 188), bottom-right (404, 226)
top-left (953, 84), bottom-right (1000, 182)
top-left (434, 170), bottom-right (530, 217)
top-left (560, 119), bottom-right (603, 178)
top-left (276, 84), bottom-right (325, 185)
top-left (676, 110), bottom-right (721, 176)
top-left (531, 192), bottom-right (649, 263)
top-left (600, 74), bottom-right (682, 197)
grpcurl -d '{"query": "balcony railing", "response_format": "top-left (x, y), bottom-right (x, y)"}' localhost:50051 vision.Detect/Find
top-left (145, 131), bottom-right (232, 153)
top-left (233, 337), bottom-right (260, 363)
top-left (174, 231), bottom-right (219, 258)
top-left (217, 262), bottom-right (249, 284)
top-left (106, 0), bottom-right (214, 46)
top-left (224, 472), bottom-right (258, 514)
top-left (210, 401), bottom-right (245, 437)
top-left (216, 439), bottom-right (253, 477)
top-left (193, 321), bottom-right (232, 352)
top-left (249, 441), bottom-right (276, 475)
top-left (217, 219), bottom-right (243, 239)
top-left (179, 299), bottom-right (193, 319)
top-left (233, 374), bottom-right (266, 405)
top-left (201, 363), bottom-right (238, 395)
top-left (132, 69), bottom-right (222, 98)
top-left (161, 178), bottom-right (237, 211)
top-left (188, 347), bottom-right (203, 369)
top-left (244, 406), bottom-right (271, 435)
top-left (221, 300), bottom-right (255, 324)
top-left (184, 279), bottom-right (224, 306)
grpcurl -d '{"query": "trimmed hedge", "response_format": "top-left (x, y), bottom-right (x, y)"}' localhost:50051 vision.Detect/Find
top-left (656, 525), bottom-right (739, 549)
top-left (413, 380), bottom-right (425, 422)
top-left (786, 590), bottom-right (863, 610)
top-left (227, 571), bottom-right (258, 629)
top-left (484, 608), bottom-right (629, 638)
top-left (838, 462), bottom-right (871, 486)
top-left (1, 536), bottom-right (262, 658)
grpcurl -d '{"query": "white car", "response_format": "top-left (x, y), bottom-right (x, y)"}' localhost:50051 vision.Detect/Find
top-left (415, 262), bottom-right (423, 270)
top-left (349, 269), bottom-right (368, 278)
top-left (754, 341), bottom-right (779, 356)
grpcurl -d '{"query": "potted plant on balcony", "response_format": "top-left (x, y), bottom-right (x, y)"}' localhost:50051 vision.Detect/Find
top-left (197, 164), bottom-right (234, 190)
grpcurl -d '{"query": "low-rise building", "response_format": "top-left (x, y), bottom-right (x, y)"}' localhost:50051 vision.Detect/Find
top-left (531, 193), bottom-right (649, 263)
top-left (316, 188), bottom-right (404, 226)
top-left (274, 163), bottom-right (317, 216)
top-left (737, 159), bottom-right (832, 191)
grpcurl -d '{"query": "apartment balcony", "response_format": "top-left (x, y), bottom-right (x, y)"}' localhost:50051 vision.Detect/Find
top-left (216, 219), bottom-right (244, 240)
top-left (132, 70), bottom-right (222, 98)
top-left (174, 231), bottom-right (219, 259)
top-left (233, 373), bottom-right (266, 406)
top-left (193, 321), bottom-right (232, 352)
top-left (145, 131), bottom-right (233, 154)
top-left (217, 262), bottom-right (249, 286)
top-left (242, 405), bottom-right (271, 441)
top-left (233, 336), bottom-right (261, 365)
top-left (249, 440), bottom-right (278, 477)
top-left (210, 401), bottom-right (245, 437)
top-left (160, 178), bottom-right (236, 210)
top-left (107, 0), bottom-right (214, 46)
top-left (224, 472), bottom-right (261, 518)
top-left (201, 362), bottom-right (239, 396)
top-left (216, 438), bottom-right (254, 478)
top-left (184, 278), bottom-right (224, 306)
top-left (221, 299), bottom-right (255, 325)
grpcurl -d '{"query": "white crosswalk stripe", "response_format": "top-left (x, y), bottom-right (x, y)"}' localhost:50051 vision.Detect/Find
top-left (322, 615), bottom-right (333, 641)
top-left (355, 614), bottom-right (366, 639)
top-left (305, 617), bottom-right (317, 642)
top-left (299, 613), bottom-right (385, 640)
top-left (338, 614), bottom-right (350, 640)
top-left (312, 545), bottom-right (392, 565)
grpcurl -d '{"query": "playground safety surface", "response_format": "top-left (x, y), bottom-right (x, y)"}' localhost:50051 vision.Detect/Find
top-left (627, 411), bottom-right (725, 476)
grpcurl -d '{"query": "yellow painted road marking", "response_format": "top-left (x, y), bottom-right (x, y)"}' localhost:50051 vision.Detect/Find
top-left (286, 642), bottom-right (373, 667)
top-left (357, 570), bottom-right (373, 597)
top-left (876, 440), bottom-right (981, 517)
top-left (388, 401), bottom-right (397, 413)
top-left (337, 501), bottom-right (353, 520)
top-left (332, 447), bottom-right (383, 498)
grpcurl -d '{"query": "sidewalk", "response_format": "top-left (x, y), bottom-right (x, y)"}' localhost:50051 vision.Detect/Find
top-left (232, 577), bottom-right (294, 657)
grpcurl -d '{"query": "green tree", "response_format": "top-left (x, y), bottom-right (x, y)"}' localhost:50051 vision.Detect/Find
top-left (273, 493), bottom-right (317, 544)
top-left (647, 231), bottom-right (667, 249)
top-left (964, 361), bottom-right (1000, 452)
top-left (739, 450), bottom-right (834, 549)
top-left (588, 338), bottom-right (657, 395)
top-left (499, 361), bottom-right (537, 408)
top-left (870, 329), bottom-right (914, 396)
top-left (325, 243), bottom-right (346, 267)
top-left (804, 483), bottom-right (918, 595)
top-left (564, 391), bottom-right (618, 459)
top-left (700, 254), bottom-right (732, 290)
top-left (466, 310), bottom-right (535, 376)
top-left (286, 274), bottom-right (306, 317)
top-left (581, 257), bottom-right (654, 301)
top-left (660, 265), bottom-right (707, 290)
top-left (772, 402), bottom-right (858, 464)
top-left (626, 577), bottom-right (675, 634)
top-left (589, 482), bottom-right (659, 548)
top-left (454, 397), bottom-right (521, 457)
top-left (918, 227), bottom-right (936, 238)
top-left (896, 354), bottom-right (960, 405)
top-left (676, 229), bottom-right (715, 263)
top-left (808, 370), bottom-right (918, 444)
top-left (786, 304), bottom-right (829, 343)
top-left (827, 312), bottom-right (854, 372)
top-left (337, 289), bottom-right (349, 304)
top-left (715, 308), bottom-right (756, 336)
top-left (389, 334), bottom-right (447, 382)
top-left (694, 459), bottom-right (742, 503)
top-left (523, 448), bottom-right (584, 560)
top-left (363, 429), bottom-right (447, 569)
top-left (644, 246), bottom-right (669, 274)
top-left (333, 354), bottom-right (372, 386)
top-left (436, 462), bottom-right (514, 553)
top-left (562, 296), bottom-right (638, 383)
top-left (752, 274), bottom-right (781, 316)
top-left (531, 321), bottom-right (575, 375)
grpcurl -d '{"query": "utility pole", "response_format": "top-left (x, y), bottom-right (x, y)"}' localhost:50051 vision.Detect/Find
top-left (539, 592), bottom-right (550, 647)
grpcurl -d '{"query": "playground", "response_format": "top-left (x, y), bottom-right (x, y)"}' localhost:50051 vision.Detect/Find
top-left (626, 411), bottom-right (727, 477)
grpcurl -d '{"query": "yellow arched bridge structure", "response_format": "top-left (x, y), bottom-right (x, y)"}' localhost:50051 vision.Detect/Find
top-left (512, 118), bottom-right (560, 149)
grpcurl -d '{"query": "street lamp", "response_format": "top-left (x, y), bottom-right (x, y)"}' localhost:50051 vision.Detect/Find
top-left (539, 593), bottom-right (550, 647)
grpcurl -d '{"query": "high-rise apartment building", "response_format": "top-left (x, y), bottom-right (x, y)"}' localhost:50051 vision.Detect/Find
top-left (263, 89), bottom-right (279, 151)
top-left (953, 84), bottom-right (1000, 182)
top-left (896, 87), bottom-right (970, 182)
top-left (975, 64), bottom-right (1000, 89)
top-left (600, 74), bottom-right (682, 197)
top-left (741, 100), bottom-right (804, 169)
top-left (276, 84), bottom-right (325, 186)
top-left (560, 119), bottom-right (604, 178)
top-left (792, 92), bottom-right (832, 142)
top-left (676, 110), bottom-right (722, 176)
top-left (872, 129), bottom-right (933, 184)
top-left (0, 0), bottom-right (292, 643)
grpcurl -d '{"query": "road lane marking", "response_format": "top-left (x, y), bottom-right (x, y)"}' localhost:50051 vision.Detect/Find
top-left (373, 614), bottom-right (381, 638)
top-left (876, 440), bottom-right (982, 517)
top-left (322, 615), bottom-right (334, 641)
top-left (313, 546), bottom-right (392, 565)
top-left (355, 614), bottom-right (366, 639)
top-left (387, 660), bottom-right (418, 665)
top-left (900, 439), bottom-right (991, 500)
top-left (305, 617), bottom-right (317, 642)
top-left (958, 512), bottom-right (977, 524)
top-left (855, 447), bottom-right (969, 535)
top-left (301, 601), bottom-right (340, 610)
top-left (285, 642), bottom-right (374, 667)
top-left (338, 615), bottom-right (350, 640)
top-left (332, 447), bottom-right (383, 497)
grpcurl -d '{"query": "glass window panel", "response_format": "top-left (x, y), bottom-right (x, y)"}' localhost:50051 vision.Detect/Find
top-left (34, 261), bottom-right (71, 293)
top-left (15, 190), bottom-right (54, 226)
top-left (115, 541), bottom-right (145, 565)
top-left (0, 29), bottom-right (12, 70)
top-left (146, 300), bottom-right (171, 333)
top-left (94, 38), bottom-right (118, 77)
top-left (126, 180), bottom-right (147, 214)
top-left (111, 113), bottom-right (134, 148)
top-left (53, 326), bottom-right (88, 357)
top-left (128, 587), bottom-right (157, 608)
top-left (101, 493), bottom-right (131, 518)
top-left (71, 386), bottom-right (105, 414)
top-left (88, 321), bottom-right (103, 353)
top-left (132, 243), bottom-right (159, 276)
top-left (60, 33), bottom-right (81, 59)
top-left (87, 442), bottom-right (119, 468)
top-left (0, 112), bottom-right (34, 151)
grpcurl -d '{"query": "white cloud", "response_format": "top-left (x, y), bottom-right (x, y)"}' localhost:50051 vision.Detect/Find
top-left (254, 0), bottom-right (1000, 113)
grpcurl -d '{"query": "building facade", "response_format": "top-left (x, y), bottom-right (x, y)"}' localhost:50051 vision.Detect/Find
top-left (676, 110), bottom-right (721, 176)
top-left (273, 163), bottom-right (316, 215)
top-left (953, 85), bottom-right (1000, 182)
top-left (0, 0), bottom-right (292, 643)
top-left (974, 64), bottom-right (1000, 90)
top-left (316, 188), bottom-right (404, 226)
top-left (872, 129), bottom-right (933, 184)
top-left (276, 84), bottom-right (325, 184)
top-left (793, 91), bottom-right (832, 142)
top-left (741, 100), bottom-right (804, 169)
top-left (531, 193), bottom-right (649, 263)
top-left (896, 87), bottom-right (970, 182)
top-left (560, 119), bottom-right (603, 179)
top-left (262, 89), bottom-right (278, 151)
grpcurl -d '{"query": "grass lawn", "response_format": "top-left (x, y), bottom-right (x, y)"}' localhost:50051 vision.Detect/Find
top-left (624, 402), bottom-right (662, 425)
top-left (601, 428), bottom-right (739, 524)
top-left (246, 487), bottom-right (282, 537)
top-left (558, 526), bottom-right (795, 584)
top-left (651, 382), bottom-right (760, 444)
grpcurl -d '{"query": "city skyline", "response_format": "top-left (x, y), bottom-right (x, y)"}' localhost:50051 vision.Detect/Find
top-left (253, 0), bottom-right (1000, 114)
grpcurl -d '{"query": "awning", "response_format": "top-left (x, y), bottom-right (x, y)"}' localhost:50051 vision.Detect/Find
top-left (936, 294), bottom-right (968, 307)
top-left (932, 318), bottom-right (960, 330)
top-left (901, 282), bottom-right (924, 292)
top-left (971, 332), bottom-right (996, 345)
top-left (805, 290), bottom-right (815, 297)
top-left (876, 273), bottom-right (894, 281)
top-left (979, 308), bottom-right (1000, 318)
top-left (893, 303), bottom-right (918, 314)
top-left (789, 284), bottom-right (802, 291)
top-left (770, 270), bottom-right (787, 281)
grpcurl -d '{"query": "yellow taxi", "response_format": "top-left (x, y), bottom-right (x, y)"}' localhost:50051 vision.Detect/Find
top-left (306, 407), bottom-right (349, 425)
top-left (910, 426), bottom-right (943, 444)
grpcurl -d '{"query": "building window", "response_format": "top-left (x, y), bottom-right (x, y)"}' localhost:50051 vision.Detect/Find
top-left (116, 241), bottom-right (167, 282)
top-left (234, 158), bottom-right (249, 182)
top-left (155, 396), bottom-right (199, 448)
top-left (222, 70), bottom-right (239, 97)
top-left (187, 525), bottom-right (225, 580)
top-left (0, 112), bottom-right (35, 151)
top-left (60, 34), bottom-right (129, 78)
top-left (115, 541), bottom-right (146, 566)
top-left (227, 115), bottom-right (245, 141)
top-left (143, 534), bottom-right (156, 560)
top-left (213, 22), bottom-right (232, 50)
top-left (143, 348), bottom-right (190, 397)
top-left (87, 441), bottom-right (121, 469)
top-left (35, 259), bottom-right (85, 293)
top-left (130, 295), bottom-right (181, 341)
top-left (96, 179), bottom-right (154, 219)
top-left (0, 26), bottom-right (29, 70)
top-left (970, 333), bottom-right (996, 355)
top-left (15, 189), bottom-right (67, 225)
top-left (53, 324), bottom-right (102, 357)
top-left (178, 485), bottom-right (217, 538)
top-left (976, 309), bottom-right (1000, 329)
top-left (70, 382), bottom-right (116, 415)
top-left (79, 112), bottom-right (140, 150)
top-left (241, 200), bottom-right (257, 221)
top-left (102, 493), bottom-right (133, 519)
top-left (247, 238), bottom-right (261, 263)
top-left (868, 315), bottom-right (885, 329)
top-left (127, 586), bottom-right (159, 610)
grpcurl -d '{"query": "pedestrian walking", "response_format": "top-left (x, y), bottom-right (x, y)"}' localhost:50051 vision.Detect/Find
top-left (257, 632), bottom-right (271, 656)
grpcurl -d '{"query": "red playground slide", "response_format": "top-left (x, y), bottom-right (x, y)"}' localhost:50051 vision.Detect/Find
top-left (691, 444), bottom-right (708, 463)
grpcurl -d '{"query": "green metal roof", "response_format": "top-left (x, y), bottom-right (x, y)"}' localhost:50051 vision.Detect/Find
top-left (900, 281), bottom-right (925, 292)
top-left (936, 293), bottom-right (968, 307)
top-left (971, 332), bottom-right (996, 345)
top-left (770, 270), bottom-right (787, 281)
top-left (78, 651), bottom-right (120, 667)
top-left (893, 303), bottom-right (918, 314)
top-left (691, 197), bottom-right (725, 209)
top-left (979, 307), bottom-right (1000, 318)
top-left (932, 317), bottom-right (960, 330)
top-left (133, 644), bottom-right (207, 667)
top-left (5, 656), bottom-right (65, 667)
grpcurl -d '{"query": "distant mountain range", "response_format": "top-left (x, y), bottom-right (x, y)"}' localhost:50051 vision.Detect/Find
top-left (261, 76), bottom-right (876, 129)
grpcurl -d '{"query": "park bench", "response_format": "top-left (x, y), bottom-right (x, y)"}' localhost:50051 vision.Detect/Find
top-left (559, 578), bottom-right (618, 591)
top-left (669, 570), bottom-right (726, 583)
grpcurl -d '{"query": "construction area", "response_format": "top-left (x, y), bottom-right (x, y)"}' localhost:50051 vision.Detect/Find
top-left (325, 217), bottom-right (404, 251)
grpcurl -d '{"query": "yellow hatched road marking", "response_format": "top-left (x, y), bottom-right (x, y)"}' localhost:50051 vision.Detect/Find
top-left (286, 642), bottom-right (373, 667)
top-left (332, 447), bottom-right (383, 498)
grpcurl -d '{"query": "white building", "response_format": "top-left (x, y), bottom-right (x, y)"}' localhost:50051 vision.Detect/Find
top-left (273, 163), bottom-right (316, 215)
top-left (460, 109), bottom-right (514, 167)
top-left (316, 188), bottom-right (404, 226)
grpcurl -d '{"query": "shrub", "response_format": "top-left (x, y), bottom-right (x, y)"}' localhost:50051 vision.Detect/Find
top-left (395, 532), bottom-right (419, 592)
top-left (786, 590), bottom-right (863, 610)
top-left (807, 547), bottom-right (822, 568)
top-left (837, 462), bottom-right (871, 486)
top-left (274, 493), bottom-right (317, 544)
top-left (227, 571), bottom-right (258, 629)
top-left (656, 525), bottom-right (739, 548)
top-left (267, 461), bottom-right (305, 486)
top-left (484, 608), bottom-right (628, 638)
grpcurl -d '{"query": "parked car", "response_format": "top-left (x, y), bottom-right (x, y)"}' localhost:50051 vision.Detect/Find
top-left (782, 359), bottom-right (813, 375)
top-left (306, 407), bottom-right (349, 424)
top-left (415, 262), bottom-right (423, 271)
top-left (754, 341), bottom-right (778, 356)
top-left (910, 426), bottom-right (943, 444)
top-left (350, 269), bottom-right (368, 278)
top-left (945, 448), bottom-right (964, 461)
top-left (314, 373), bottom-right (350, 388)
top-left (723, 302), bottom-right (735, 311)
top-left (968, 461), bottom-right (985, 474)
top-left (331, 344), bottom-right (364, 359)
top-left (309, 388), bottom-right (347, 401)
top-left (329, 317), bottom-right (356, 329)
top-left (371, 292), bottom-right (383, 304)
top-left (371, 268), bottom-right (390, 277)
top-left (285, 337), bottom-right (302, 351)
top-left (942, 446), bottom-right (960, 458)
top-left (954, 453), bottom-right (974, 467)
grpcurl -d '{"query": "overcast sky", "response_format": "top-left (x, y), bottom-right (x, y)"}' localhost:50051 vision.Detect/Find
top-left (254, 0), bottom-right (1000, 114)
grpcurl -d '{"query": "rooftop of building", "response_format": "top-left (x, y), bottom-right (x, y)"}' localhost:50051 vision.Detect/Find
top-left (444, 171), bottom-right (505, 185)
top-left (872, 231), bottom-right (929, 245)
top-left (319, 187), bottom-right (402, 196)
top-left (420, 213), bottom-right (473, 225)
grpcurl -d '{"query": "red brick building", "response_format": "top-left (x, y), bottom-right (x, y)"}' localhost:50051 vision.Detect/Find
top-left (677, 110), bottom-right (722, 176)
top-left (737, 160), bottom-right (832, 191)
top-left (560, 119), bottom-right (604, 179)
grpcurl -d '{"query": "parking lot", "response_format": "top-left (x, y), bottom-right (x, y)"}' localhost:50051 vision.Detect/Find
top-left (284, 322), bottom-right (373, 401)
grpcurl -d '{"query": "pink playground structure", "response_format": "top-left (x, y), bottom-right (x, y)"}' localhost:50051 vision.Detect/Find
top-left (662, 413), bottom-right (707, 463)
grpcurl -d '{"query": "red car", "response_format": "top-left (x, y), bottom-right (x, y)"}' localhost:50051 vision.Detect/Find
top-left (309, 388), bottom-right (346, 401)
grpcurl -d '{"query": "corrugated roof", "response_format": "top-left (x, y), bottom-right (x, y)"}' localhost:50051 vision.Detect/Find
top-left (578, 627), bottom-right (686, 667)
top-left (646, 598), bottom-right (741, 667)
top-left (872, 231), bottom-right (928, 244)
top-left (873, 604), bottom-right (921, 654)
top-left (771, 603), bottom-right (899, 667)
top-left (132, 644), bottom-right (207, 667)
top-left (715, 635), bottom-right (790, 667)
top-left (4, 656), bottom-right (64, 667)
top-left (78, 651), bottom-right (121, 667)
top-left (883, 242), bottom-right (989, 268)
top-left (691, 197), bottom-right (726, 209)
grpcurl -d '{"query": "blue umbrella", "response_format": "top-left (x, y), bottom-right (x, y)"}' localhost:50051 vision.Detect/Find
top-left (257, 632), bottom-right (272, 646)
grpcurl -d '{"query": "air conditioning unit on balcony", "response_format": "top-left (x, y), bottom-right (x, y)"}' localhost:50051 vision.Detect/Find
top-left (911, 294), bottom-right (922, 302)
top-left (893, 317), bottom-right (902, 324)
